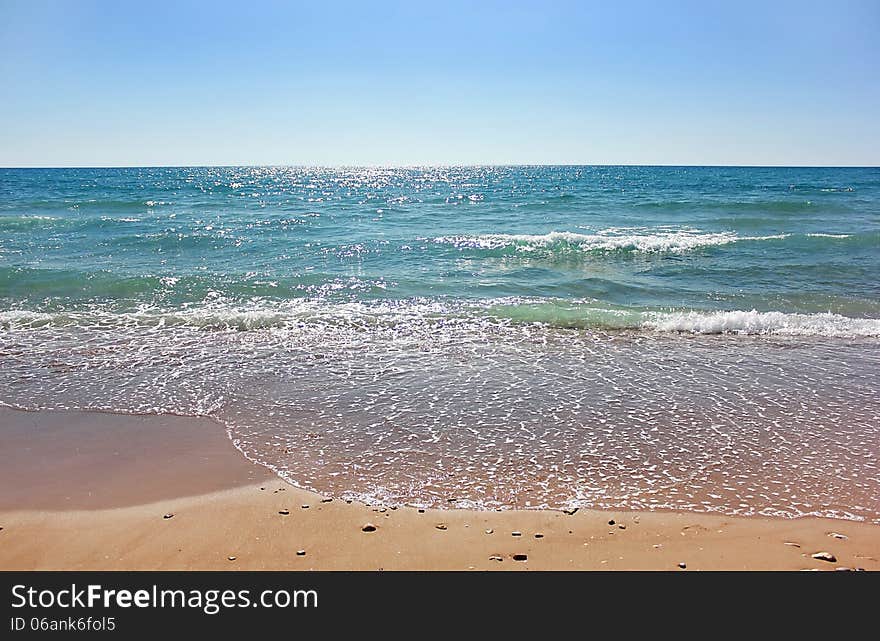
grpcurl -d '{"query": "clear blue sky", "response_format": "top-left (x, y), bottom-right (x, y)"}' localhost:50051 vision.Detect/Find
top-left (1, 0), bottom-right (877, 166)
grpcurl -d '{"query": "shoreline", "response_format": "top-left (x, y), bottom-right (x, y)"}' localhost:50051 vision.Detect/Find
top-left (1, 407), bottom-right (878, 570)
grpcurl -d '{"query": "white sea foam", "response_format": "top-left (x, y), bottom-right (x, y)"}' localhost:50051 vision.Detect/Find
top-left (2, 301), bottom-right (879, 338)
top-left (806, 233), bottom-right (851, 238)
top-left (642, 310), bottom-right (880, 337)
top-left (433, 229), bottom-right (789, 253)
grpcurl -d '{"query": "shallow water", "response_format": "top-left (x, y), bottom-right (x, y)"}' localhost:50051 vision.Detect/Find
top-left (1, 166), bottom-right (878, 521)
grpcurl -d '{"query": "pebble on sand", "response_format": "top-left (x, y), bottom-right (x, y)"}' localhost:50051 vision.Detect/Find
top-left (296, 550), bottom-right (306, 556)
top-left (435, 524), bottom-right (448, 530)
top-left (278, 509), bottom-right (290, 515)
top-left (608, 520), bottom-right (615, 526)
top-left (485, 529), bottom-right (494, 534)
top-left (511, 531), bottom-right (522, 537)
top-left (534, 533), bottom-right (544, 539)
top-left (489, 555), bottom-right (503, 562)
top-left (828, 532), bottom-right (848, 540)
top-left (512, 554), bottom-right (528, 562)
top-left (227, 556), bottom-right (237, 561)
top-left (163, 513), bottom-right (174, 519)
top-left (362, 523), bottom-right (377, 532)
top-left (321, 498), bottom-right (332, 503)
top-left (678, 562), bottom-right (687, 569)
top-left (563, 508), bottom-right (579, 515)
top-left (301, 504), bottom-right (309, 509)
top-left (811, 551), bottom-right (837, 563)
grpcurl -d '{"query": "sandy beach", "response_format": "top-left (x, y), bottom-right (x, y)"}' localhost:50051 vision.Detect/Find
top-left (1, 407), bottom-right (877, 571)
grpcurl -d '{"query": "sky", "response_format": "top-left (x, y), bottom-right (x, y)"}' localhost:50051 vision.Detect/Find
top-left (0, 0), bottom-right (878, 167)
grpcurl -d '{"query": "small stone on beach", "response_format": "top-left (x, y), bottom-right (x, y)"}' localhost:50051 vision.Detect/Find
top-left (618, 524), bottom-right (626, 530)
top-left (278, 509), bottom-right (289, 515)
top-left (435, 523), bottom-right (448, 530)
top-left (362, 523), bottom-right (377, 532)
top-left (512, 554), bottom-right (528, 562)
top-left (534, 533), bottom-right (544, 539)
top-left (228, 556), bottom-right (236, 561)
top-left (511, 531), bottom-right (522, 537)
top-left (563, 508), bottom-right (579, 515)
top-left (678, 562), bottom-right (687, 569)
top-left (301, 504), bottom-right (309, 509)
top-left (811, 551), bottom-right (837, 563)
top-left (296, 550), bottom-right (306, 556)
top-left (489, 555), bottom-right (503, 562)
top-left (608, 520), bottom-right (615, 526)
top-left (828, 532), bottom-right (848, 540)
top-left (163, 513), bottom-right (174, 519)
top-left (485, 529), bottom-right (494, 534)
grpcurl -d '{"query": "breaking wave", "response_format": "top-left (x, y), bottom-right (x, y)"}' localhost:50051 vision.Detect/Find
top-left (1, 299), bottom-right (878, 338)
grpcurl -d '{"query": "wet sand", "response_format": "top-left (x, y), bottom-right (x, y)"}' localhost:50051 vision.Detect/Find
top-left (1, 407), bottom-right (878, 571)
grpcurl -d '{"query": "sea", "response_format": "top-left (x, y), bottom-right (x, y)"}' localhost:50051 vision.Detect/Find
top-left (1, 166), bottom-right (878, 521)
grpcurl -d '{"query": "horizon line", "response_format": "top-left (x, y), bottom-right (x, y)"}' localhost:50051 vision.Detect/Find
top-left (1, 163), bottom-right (879, 170)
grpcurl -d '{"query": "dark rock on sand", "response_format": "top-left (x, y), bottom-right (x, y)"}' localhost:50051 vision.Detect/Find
top-left (563, 508), bottom-right (579, 515)
top-left (811, 551), bottom-right (837, 562)
top-left (678, 562), bottom-right (687, 569)
top-left (435, 524), bottom-right (448, 530)
top-left (278, 509), bottom-right (290, 515)
top-left (163, 513), bottom-right (174, 519)
top-left (296, 550), bottom-right (306, 556)
top-left (608, 519), bottom-right (615, 526)
top-left (512, 554), bottom-right (528, 562)
top-left (362, 523), bottom-right (377, 532)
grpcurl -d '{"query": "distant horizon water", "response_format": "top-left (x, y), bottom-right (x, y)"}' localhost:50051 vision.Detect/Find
top-left (1, 165), bottom-right (878, 522)
top-left (3, 164), bottom-right (880, 170)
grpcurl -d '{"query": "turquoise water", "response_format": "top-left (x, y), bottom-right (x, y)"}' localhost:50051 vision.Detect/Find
top-left (1, 166), bottom-right (879, 520)
top-left (1, 166), bottom-right (879, 324)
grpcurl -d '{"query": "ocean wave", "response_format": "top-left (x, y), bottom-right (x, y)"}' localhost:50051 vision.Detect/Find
top-left (642, 310), bottom-right (880, 337)
top-left (806, 233), bottom-right (851, 238)
top-left (432, 229), bottom-right (789, 254)
top-left (2, 299), bottom-right (879, 338)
